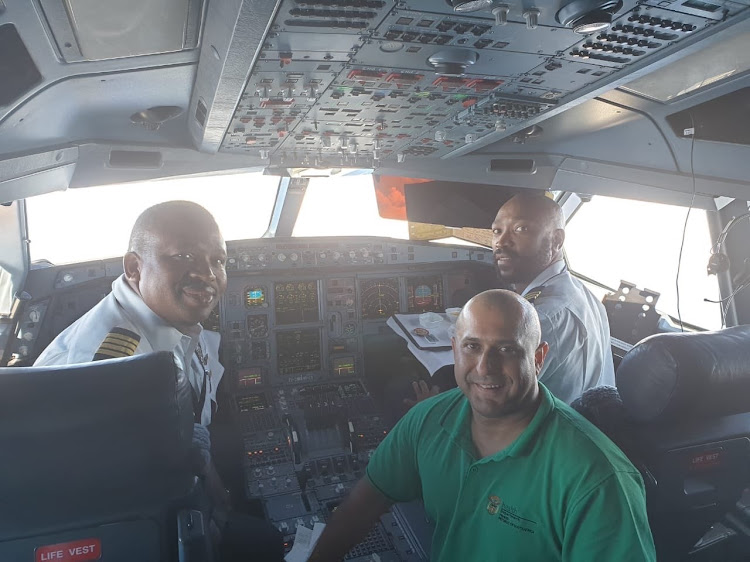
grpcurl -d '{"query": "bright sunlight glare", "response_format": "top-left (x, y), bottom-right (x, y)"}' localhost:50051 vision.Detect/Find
top-left (26, 172), bottom-right (279, 264)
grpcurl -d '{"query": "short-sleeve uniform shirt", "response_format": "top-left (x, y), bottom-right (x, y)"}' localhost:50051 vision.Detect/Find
top-left (34, 274), bottom-right (224, 426)
top-left (521, 260), bottom-right (615, 403)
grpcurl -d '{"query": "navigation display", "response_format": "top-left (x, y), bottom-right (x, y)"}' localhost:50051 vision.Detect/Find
top-left (275, 281), bottom-right (319, 325)
top-left (360, 277), bottom-right (400, 319)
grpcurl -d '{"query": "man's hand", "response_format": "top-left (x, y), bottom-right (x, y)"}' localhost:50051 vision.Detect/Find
top-left (403, 380), bottom-right (440, 409)
top-left (308, 478), bottom-right (392, 562)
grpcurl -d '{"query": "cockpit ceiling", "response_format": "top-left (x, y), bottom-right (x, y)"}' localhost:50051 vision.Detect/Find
top-left (215, 0), bottom-right (749, 168)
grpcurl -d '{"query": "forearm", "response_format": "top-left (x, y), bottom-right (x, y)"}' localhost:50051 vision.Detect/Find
top-left (308, 478), bottom-right (393, 562)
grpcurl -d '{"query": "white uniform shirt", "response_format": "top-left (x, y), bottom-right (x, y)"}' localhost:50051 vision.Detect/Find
top-left (521, 260), bottom-right (615, 403)
top-left (34, 275), bottom-right (224, 426)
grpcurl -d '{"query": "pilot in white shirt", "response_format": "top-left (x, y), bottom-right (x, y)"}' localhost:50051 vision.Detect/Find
top-left (521, 260), bottom-right (615, 402)
top-left (35, 274), bottom-right (224, 426)
top-left (34, 201), bottom-right (284, 561)
top-left (492, 193), bottom-right (614, 403)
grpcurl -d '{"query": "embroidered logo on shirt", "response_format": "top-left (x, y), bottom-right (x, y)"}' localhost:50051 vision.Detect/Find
top-left (487, 495), bottom-right (502, 515)
top-left (485, 494), bottom-right (537, 534)
top-left (92, 327), bottom-right (141, 361)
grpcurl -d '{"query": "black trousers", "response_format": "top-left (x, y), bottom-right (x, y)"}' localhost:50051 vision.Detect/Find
top-left (217, 512), bottom-right (284, 562)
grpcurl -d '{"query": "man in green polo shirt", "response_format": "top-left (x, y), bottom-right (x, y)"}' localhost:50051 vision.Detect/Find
top-left (309, 289), bottom-right (655, 561)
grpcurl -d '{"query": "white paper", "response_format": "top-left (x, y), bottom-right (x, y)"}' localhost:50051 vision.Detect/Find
top-left (387, 316), bottom-right (455, 376)
top-left (284, 522), bottom-right (327, 562)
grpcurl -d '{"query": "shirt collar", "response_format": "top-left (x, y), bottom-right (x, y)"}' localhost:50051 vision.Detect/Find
top-left (112, 274), bottom-right (202, 352)
top-left (520, 259), bottom-right (567, 297)
top-left (439, 384), bottom-right (556, 462)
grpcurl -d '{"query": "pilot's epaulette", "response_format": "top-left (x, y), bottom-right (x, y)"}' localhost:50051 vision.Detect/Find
top-left (524, 287), bottom-right (543, 304)
top-left (93, 327), bottom-right (141, 361)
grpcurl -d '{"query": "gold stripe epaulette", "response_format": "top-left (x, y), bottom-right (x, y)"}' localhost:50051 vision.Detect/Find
top-left (524, 288), bottom-right (543, 304)
top-left (92, 327), bottom-right (141, 361)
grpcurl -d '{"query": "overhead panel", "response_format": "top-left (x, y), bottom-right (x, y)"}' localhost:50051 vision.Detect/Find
top-left (217, 0), bottom-right (750, 167)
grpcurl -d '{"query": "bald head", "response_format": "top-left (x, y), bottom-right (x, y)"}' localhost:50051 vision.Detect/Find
top-left (128, 200), bottom-right (221, 256)
top-left (502, 193), bottom-right (564, 231)
top-left (491, 193), bottom-right (565, 291)
top-left (123, 200), bottom-right (227, 332)
top-left (452, 289), bottom-right (547, 421)
top-left (456, 289), bottom-right (542, 348)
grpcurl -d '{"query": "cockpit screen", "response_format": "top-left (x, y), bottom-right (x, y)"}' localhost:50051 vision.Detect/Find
top-left (238, 367), bottom-right (264, 388)
top-left (407, 276), bottom-right (443, 313)
top-left (245, 286), bottom-right (266, 307)
top-left (360, 277), bottom-right (400, 320)
top-left (277, 329), bottom-right (321, 376)
top-left (275, 281), bottom-right (319, 325)
top-left (332, 356), bottom-right (356, 377)
top-left (237, 393), bottom-right (268, 412)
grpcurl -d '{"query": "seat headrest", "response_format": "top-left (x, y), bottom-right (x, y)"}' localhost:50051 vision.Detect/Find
top-left (616, 326), bottom-right (750, 424)
top-left (0, 351), bottom-right (195, 540)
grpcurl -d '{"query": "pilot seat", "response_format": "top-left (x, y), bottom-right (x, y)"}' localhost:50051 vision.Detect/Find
top-left (577, 325), bottom-right (750, 561)
top-left (0, 351), bottom-right (213, 562)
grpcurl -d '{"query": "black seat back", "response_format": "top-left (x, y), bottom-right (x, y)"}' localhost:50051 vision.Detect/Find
top-left (616, 326), bottom-right (750, 560)
top-left (0, 352), bottom-right (196, 561)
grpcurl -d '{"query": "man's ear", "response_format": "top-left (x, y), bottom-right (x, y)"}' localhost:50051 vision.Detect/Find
top-left (123, 252), bottom-right (142, 285)
top-left (534, 341), bottom-right (549, 375)
top-left (552, 229), bottom-right (565, 254)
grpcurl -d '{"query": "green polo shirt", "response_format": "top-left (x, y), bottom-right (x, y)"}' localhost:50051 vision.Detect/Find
top-left (366, 384), bottom-right (655, 561)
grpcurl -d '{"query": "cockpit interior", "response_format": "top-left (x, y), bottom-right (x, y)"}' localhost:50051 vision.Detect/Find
top-left (2, 0), bottom-right (750, 560)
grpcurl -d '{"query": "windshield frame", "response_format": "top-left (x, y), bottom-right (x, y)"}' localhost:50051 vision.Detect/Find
top-left (0, 200), bottom-right (30, 318)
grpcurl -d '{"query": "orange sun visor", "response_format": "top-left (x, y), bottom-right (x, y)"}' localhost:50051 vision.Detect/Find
top-left (373, 175), bottom-right (432, 220)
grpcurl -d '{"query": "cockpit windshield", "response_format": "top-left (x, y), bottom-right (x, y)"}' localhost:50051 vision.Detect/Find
top-left (25, 172), bottom-right (279, 264)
